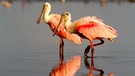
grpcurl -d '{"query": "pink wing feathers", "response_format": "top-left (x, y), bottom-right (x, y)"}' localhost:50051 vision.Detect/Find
top-left (75, 16), bottom-right (118, 40)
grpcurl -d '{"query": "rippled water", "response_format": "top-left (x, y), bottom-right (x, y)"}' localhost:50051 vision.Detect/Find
top-left (0, 1), bottom-right (135, 76)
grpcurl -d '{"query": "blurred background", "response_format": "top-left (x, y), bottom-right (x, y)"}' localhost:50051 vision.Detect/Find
top-left (0, 0), bottom-right (135, 76)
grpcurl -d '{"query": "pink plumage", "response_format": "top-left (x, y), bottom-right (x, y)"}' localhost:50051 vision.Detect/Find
top-left (75, 16), bottom-right (118, 41)
top-left (54, 12), bottom-right (118, 57)
top-left (48, 14), bottom-right (82, 44)
top-left (36, 2), bottom-right (82, 61)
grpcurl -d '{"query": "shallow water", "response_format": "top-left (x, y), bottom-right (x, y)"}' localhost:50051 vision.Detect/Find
top-left (0, 0), bottom-right (135, 76)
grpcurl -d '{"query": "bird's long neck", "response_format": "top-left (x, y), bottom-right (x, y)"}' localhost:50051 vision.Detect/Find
top-left (43, 7), bottom-right (51, 23)
top-left (65, 16), bottom-right (76, 33)
top-left (65, 16), bottom-right (71, 27)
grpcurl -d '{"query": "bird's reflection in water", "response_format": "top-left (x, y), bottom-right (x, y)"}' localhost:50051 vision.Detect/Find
top-left (49, 56), bottom-right (81, 76)
top-left (84, 57), bottom-right (114, 76)
top-left (84, 42), bottom-right (114, 76)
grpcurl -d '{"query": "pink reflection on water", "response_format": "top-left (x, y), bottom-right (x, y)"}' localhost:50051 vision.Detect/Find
top-left (49, 56), bottom-right (81, 76)
top-left (84, 57), bottom-right (114, 76)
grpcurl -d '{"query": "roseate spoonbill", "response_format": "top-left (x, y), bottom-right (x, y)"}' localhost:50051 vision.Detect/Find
top-left (36, 2), bottom-right (82, 60)
top-left (53, 12), bottom-right (118, 58)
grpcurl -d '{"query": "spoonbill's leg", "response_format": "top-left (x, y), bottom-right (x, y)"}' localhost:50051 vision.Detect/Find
top-left (84, 39), bottom-right (104, 58)
top-left (84, 45), bottom-right (91, 58)
top-left (59, 37), bottom-right (64, 64)
top-left (90, 40), bottom-right (94, 58)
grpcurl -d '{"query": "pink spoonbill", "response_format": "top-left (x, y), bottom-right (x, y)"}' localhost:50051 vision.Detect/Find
top-left (36, 2), bottom-right (82, 61)
top-left (53, 12), bottom-right (118, 58)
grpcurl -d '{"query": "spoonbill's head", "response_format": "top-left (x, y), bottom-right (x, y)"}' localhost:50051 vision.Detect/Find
top-left (53, 12), bottom-right (71, 36)
top-left (60, 12), bottom-right (71, 22)
top-left (36, 2), bottom-right (51, 24)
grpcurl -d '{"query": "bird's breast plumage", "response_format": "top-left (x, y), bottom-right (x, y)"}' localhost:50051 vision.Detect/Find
top-left (48, 14), bottom-right (82, 44)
